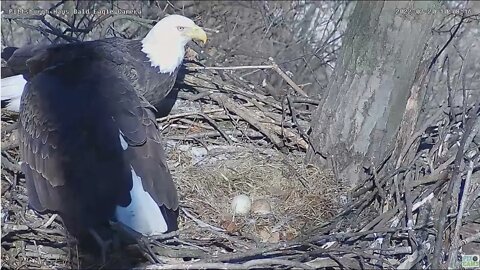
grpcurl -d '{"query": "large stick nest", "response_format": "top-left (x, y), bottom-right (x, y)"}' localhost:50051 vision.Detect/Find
top-left (2, 63), bottom-right (479, 269)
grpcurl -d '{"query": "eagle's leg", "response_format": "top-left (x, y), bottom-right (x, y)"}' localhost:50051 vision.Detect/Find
top-left (88, 228), bottom-right (112, 264)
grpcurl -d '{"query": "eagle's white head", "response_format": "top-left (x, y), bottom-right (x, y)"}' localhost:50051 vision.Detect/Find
top-left (142, 15), bottom-right (207, 74)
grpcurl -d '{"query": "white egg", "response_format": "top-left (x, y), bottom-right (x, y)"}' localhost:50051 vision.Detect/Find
top-left (231, 194), bottom-right (252, 215)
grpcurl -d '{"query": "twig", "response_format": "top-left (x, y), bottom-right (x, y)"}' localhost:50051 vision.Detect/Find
top-left (411, 155), bottom-right (454, 187)
top-left (158, 109), bottom-right (225, 122)
top-left (176, 118), bottom-right (214, 130)
top-left (428, 16), bottom-right (465, 70)
top-left (269, 58), bottom-right (308, 97)
top-left (40, 214), bottom-right (58, 229)
top-left (264, 123), bottom-right (308, 150)
top-left (432, 109), bottom-right (477, 268)
top-left (188, 65), bottom-right (274, 70)
top-left (404, 171), bottom-right (417, 251)
top-left (208, 243), bottom-right (292, 263)
top-left (143, 258), bottom-right (314, 270)
top-left (167, 130), bottom-right (264, 141)
top-left (371, 161), bottom-right (386, 203)
top-left (460, 232), bottom-right (480, 247)
top-left (291, 97), bottom-right (320, 105)
top-left (181, 208), bottom-right (226, 232)
top-left (397, 249), bottom-right (421, 270)
top-left (100, 15), bottom-right (154, 37)
top-left (209, 93), bottom-right (285, 149)
top-left (4, 13), bottom-right (80, 42)
top-left (306, 256), bottom-right (361, 269)
top-left (183, 73), bottom-right (284, 111)
top-left (286, 94), bottom-right (312, 151)
top-left (447, 159), bottom-right (474, 269)
top-left (198, 113), bottom-right (233, 144)
top-left (40, 17), bottom-right (79, 42)
top-left (188, 60), bottom-right (309, 97)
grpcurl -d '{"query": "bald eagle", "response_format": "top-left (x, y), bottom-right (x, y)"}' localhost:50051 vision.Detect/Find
top-left (1, 15), bottom-right (206, 115)
top-left (6, 15), bottom-right (206, 258)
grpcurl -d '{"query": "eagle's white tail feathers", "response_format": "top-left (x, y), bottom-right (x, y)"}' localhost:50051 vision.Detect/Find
top-left (115, 167), bottom-right (168, 236)
top-left (1, 75), bottom-right (26, 112)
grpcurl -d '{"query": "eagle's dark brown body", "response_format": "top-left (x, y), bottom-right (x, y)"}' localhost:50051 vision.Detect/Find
top-left (13, 37), bottom-right (180, 240)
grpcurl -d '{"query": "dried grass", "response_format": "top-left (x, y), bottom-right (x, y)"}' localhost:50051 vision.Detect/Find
top-left (169, 144), bottom-right (344, 243)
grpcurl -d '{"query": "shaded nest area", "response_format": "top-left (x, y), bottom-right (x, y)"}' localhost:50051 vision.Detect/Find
top-left (2, 66), bottom-right (480, 269)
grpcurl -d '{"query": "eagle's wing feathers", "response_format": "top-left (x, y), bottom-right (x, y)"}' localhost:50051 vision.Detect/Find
top-left (19, 51), bottom-right (178, 234)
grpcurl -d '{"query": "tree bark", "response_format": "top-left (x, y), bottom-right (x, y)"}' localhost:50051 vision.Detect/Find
top-left (306, 1), bottom-right (435, 187)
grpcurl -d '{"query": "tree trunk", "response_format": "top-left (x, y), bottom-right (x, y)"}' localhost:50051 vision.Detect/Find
top-left (306, 1), bottom-right (435, 187)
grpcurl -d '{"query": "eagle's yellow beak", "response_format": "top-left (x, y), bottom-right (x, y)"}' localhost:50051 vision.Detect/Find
top-left (186, 26), bottom-right (207, 44)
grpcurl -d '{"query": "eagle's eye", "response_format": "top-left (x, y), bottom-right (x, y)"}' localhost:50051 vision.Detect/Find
top-left (177, 26), bottom-right (185, 31)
